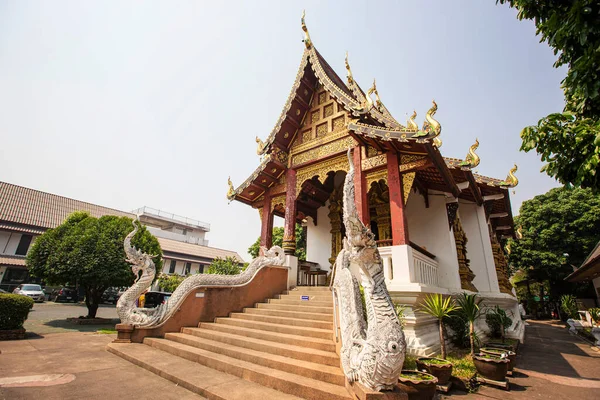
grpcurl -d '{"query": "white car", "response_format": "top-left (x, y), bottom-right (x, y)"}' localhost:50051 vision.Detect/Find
top-left (13, 284), bottom-right (46, 302)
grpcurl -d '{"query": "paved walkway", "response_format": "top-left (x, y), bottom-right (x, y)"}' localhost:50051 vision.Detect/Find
top-left (452, 320), bottom-right (600, 400)
top-left (0, 332), bottom-right (204, 400)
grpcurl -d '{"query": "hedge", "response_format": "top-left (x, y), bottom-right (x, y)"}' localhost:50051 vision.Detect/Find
top-left (0, 294), bottom-right (34, 330)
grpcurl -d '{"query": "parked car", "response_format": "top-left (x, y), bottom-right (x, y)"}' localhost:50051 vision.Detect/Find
top-left (13, 284), bottom-right (46, 302)
top-left (101, 287), bottom-right (122, 304)
top-left (51, 287), bottom-right (78, 303)
top-left (144, 291), bottom-right (171, 308)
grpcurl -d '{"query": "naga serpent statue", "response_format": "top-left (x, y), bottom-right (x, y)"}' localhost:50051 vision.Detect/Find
top-left (117, 220), bottom-right (286, 328)
top-left (333, 149), bottom-right (406, 392)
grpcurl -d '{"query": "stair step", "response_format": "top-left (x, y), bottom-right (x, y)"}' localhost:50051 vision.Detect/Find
top-left (244, 307), bottom-right (333, 322)
top-left (181, 327), bottom-right (340, 367)
top-left (107, 342), bottom-right (303, 400)
top-left (268, 298), bottom-right (333, 307)
top-left (277, 293), bottom-right (333, 302)
top-left (230, 312), bottom-right (333, 330)
top-left (144, 338), bottom-right (352, 400)
top-left (257, 302), bottom-right (333, 314)
top-left (168, 332), bottom-right (343, 383)
top-left (198, 322), bottom-right (336, 352)
top-left (214, 317), bottom-right (333, 340)
top-left (288, 287), bottom-right (332, 292)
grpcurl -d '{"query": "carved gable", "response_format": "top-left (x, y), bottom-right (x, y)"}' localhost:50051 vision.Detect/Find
top-left (289, 85), bottom-right (356, 167)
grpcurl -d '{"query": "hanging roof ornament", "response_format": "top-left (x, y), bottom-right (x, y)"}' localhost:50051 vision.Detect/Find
top-left (500, 164), bottom-right (519, 188)
top-left (459, 138), bottom-right (480, 169)
top-left (345, 52), bottom-right (354, 86)
top-left (301, 10), bottom-right (312, 49)
top-left (407, 110), bottom-right (419, 130)
top-left (227, 177), bottom-right (235, 199)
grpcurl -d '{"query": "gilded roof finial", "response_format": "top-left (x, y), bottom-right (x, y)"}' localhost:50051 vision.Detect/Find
top-left (350, 78), bottom-right (375, 114)
top-left (516, 226), bottom-right (523, 240)
top-left (227, 176), bottom-right (235, 199)
top-left (372, 79), bottom-right (383, 109)
top-left (422, 100), bottom-right (441, 136)
top-left (301, 10), bottom-right (312, 49)
top-left (345, 52), bottom-right (354, 86)
top-left (500, 164), bottom-right (519, 188)
top-left (407, 110), bottom-right (419, 130)
top-left (505, 242), bottom-right (511, 255)
top-left (433, 136), bottom-right (443, 148)
top-left (459, 138), bottom-right (480, 169)
top-left (255, 136), bottom-right (266, 155)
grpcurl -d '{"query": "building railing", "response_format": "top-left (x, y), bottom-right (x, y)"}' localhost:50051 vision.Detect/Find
top-left (147, 227), bottom-right (209, 246)
top-left (412, 248), bottom-right (439, 287)
top-left (132, 206), bottom-right (210, 231)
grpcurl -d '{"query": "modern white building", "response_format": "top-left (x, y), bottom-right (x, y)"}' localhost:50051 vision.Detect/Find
top-left (0, 181), bottom-right (242, 292)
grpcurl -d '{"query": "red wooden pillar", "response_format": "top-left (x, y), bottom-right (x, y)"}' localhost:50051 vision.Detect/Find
top-left (353, 146), bottom-right (370, 227)
top-left (387, 152), bottom-right (409, 245)
top-left (283, 169), bottom-right (297, 255)
top-left (260, 191), bottom-right (274, 250)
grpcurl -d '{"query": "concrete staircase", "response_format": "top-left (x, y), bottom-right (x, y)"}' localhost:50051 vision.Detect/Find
top-left (108, 286), bottom-right (352, 400)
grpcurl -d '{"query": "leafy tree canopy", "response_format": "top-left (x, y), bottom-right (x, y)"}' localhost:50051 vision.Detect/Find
top-left (507, 186), bottom-right (600, 298)
top-left (248, 224), bottom-right (306, 261)
top-left (26, 212), bottom-right (162, 318)
top-left (206, 256), bottom-right (242, 275)
top-left (498, 1), bottom-right (600, 190)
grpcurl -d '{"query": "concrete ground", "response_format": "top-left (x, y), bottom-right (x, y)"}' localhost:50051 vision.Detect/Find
top-left (443, 319), bottom-right (600, 400)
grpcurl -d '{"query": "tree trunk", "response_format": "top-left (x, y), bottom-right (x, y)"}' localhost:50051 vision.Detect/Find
top-left (439, 319), bottom-right (447, 359)
top-left (469, 322), bottom-right (475, 356)
top-left (84, 287), bottom-right (105, 318)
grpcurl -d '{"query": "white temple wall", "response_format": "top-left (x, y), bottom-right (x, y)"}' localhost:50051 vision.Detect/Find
top-left (405, 190), bottom-right (461, 291)
top-left (305, 201), bottom-right (332, 271)
top-left (459, 202), bottom-right (501, 293)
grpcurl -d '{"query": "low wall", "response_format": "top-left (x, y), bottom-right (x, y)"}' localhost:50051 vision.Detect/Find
top-left (117, 266), bottom-right (289, 343)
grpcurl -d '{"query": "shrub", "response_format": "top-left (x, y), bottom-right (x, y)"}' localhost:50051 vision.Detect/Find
top-left (485, 306), bottom-right (513, 340)
top-left (0, 294), bottom-right (34, 330)
top-left (560, 294), bottom-right (579, 319)
top-left (206, 257), bottom-right (242, 275)
top-left (157, 273), bottom-right (186, 293)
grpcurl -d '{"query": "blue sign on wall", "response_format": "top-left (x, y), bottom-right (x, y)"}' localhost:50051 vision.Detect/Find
top-left (301, 295), bottom-right (309, 301)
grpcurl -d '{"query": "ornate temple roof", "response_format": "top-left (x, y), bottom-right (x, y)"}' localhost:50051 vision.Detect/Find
top-left (228, 12), bottom-right (517, 238)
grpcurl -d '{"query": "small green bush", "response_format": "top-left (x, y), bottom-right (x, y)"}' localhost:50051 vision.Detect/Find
top-left (560, 294), bottom-right (579, 319)
top-left (0, 294), bottom-right (34, 330)
top-left (485, 306), bottom-right (513, 340)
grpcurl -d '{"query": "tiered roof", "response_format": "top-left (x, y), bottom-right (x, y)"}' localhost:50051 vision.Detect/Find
top-left (228, 12), bottom-right (518, 237)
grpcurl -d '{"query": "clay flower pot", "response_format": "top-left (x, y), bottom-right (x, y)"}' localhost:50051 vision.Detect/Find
top-left (473, 353), bottom-right (509, 381)
top-left (397, 370), bottom-right (438, 400)
top-left (485, 341), bottom-right (518, 353)
top-left (415, 357), bottom-right (453, 385)
top-left (480, 347), bottom-right (516, 372)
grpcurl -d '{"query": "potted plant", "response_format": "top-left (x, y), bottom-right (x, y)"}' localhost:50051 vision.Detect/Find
top-left (417, 293), bottom-right (460, 359)
top-left (479, 347), bottom-right (516, 373)
top-left (588, 308), bottom-right (600, 345)
top-left (473, 352), bottom-right (509, 382)
top-left (456, 292), bottom-right (483, 356)
top-left (415, 357), bottom-right (453, 385)
top-left (485, 306), bottom-right (515, 351)
top-left (397, 370), bottom-right (438, 400)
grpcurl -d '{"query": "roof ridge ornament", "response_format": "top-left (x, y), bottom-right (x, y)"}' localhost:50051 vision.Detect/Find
top-left (516, 226), bottom-right (523, 239)
top-left (422, 100), bottom-right (441, 136)
top-left (372, 79), bottom-right (383, 110)
top-left (500, 164), bottom-right (519, 188)
top-left (301, 10), bottom-right (312, 49)
top-left (345, 51), bottom-right (354, 86)
top-left (407, 110), bottom-right (418, 130)
top-left (227, 177), bottom-right (235, 199)
top-left (255, 136), bottom-right (266, 156)
top-left (349, 79), bottom-right (375, 115)
top-left (459, 138), bottom-right (480, 169)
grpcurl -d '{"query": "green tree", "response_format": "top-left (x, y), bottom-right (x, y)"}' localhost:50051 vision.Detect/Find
top-left (456, 293), bottom-right (484, 356)
top-left (157, 273), bottom-right (186, 292)
top-left (418, 293), bottom-right (459, 359)
top-left (248, 224), bottom-right (306, 260)
top-left (26, 212), bottom-right (162, 318)
top-left (507, 187), bottom-right (600, 298)
top-left (206, 256), bottom-right (242, 275)
top-left (497, 1), bottom-right (600, 190)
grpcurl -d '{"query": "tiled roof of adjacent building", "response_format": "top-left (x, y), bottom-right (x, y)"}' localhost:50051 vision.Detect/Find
top-left (0, 181), bottom-right (133, 230)
top-left (0, 255), bottom-right (27, 267)
top-left (157, 237), bottom-right (243, 263)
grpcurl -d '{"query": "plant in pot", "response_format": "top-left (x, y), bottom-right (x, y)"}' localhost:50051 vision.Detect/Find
top-left (588, 307), bottom-right (600, 345)
top-left (473, 352), bottom-right (510, 382)
top-left (479, 347), bottom-right (516, 374)
top-left (485, 306), bottom-right (516, 352)
top-left (414, 294), bottom-right (458, 384)
top-left (456, 292), bottom-right (484, 356)
top-left (397, 370), bottom-right (438, 400)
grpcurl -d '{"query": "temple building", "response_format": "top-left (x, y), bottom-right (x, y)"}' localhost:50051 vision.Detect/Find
top-left (227, 14), bottom-right (523, 354)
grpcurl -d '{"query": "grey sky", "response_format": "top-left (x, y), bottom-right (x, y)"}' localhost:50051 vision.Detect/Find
top-left (0, 1), bottom-right (562, 260)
